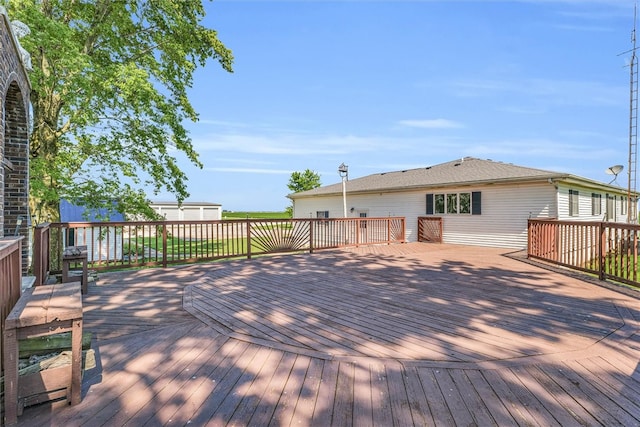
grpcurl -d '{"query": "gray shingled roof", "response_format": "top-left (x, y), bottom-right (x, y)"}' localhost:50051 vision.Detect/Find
top-left (290, 157), bottom-right (571, 198)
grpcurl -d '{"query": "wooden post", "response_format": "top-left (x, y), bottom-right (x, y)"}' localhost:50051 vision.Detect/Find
top-left (162, 223), bottom-right (168, 268)
top-left (599, 222), bottom-right (606, 281)
top-left (634, 228), bottom-right (638, 282)
top-left (247, 220), bottom-right (252, 260)
top-left (527, 220), bottom-right (532, 258)
top-left (309, 220), bottom-right (314, 254)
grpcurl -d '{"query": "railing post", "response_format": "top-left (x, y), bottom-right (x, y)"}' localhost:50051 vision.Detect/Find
top-left (162, 223), bottom-right (168, 268)
top-left (599, 221), bottom-right (605, 281)
top-left (527, 220), bottom-right (532, 257)
top-left (34, 225), bottom-right (43, 286)
top-left (247, 220), bottom-right (252, 259)
top-left (309, 220), bottom-right (314, 254)
top-left (634, 228), bottom-right (639, 283)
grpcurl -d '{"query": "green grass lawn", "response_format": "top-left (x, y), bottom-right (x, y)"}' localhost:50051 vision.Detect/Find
top-left (123, 217), bottom-right (296, 261)
top-left (125, 236), bottom-right (246, 257)
top-left (222, 211), bottom-right (289, 220)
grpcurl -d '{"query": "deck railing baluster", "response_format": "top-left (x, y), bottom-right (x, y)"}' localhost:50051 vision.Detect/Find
top-left (529, 219), bottom-right (640, 287)
top-left (42, 217), bottom-right (404, 272)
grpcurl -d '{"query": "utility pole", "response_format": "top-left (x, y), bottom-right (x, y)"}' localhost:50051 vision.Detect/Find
top-left (627, 5), bottom-right (639, 222)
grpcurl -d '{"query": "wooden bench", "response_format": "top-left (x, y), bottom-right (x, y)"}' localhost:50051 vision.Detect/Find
top-left (3, 282), bottom-right (83, 425)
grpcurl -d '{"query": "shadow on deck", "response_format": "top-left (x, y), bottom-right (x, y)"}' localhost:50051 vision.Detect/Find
top-left (16, 243), bottom-right (640, 426)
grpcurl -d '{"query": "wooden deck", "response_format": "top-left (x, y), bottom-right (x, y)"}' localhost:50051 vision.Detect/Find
top-left (15, 243), bottom-right (640, 426)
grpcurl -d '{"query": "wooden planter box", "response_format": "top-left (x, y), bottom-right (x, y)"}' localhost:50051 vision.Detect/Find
top-left (18, 363), bottom-right (72, 408)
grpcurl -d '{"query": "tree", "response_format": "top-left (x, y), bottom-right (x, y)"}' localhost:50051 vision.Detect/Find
top-left (286, 169), bottom-right (321, 216)
top-left (10, 0), bottom-right (233, 223)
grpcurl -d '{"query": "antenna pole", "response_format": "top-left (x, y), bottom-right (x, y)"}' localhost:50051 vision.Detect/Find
top-left (628, 4), bottom-right (639, 223)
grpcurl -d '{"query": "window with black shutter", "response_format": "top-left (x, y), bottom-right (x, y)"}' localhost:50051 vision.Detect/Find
top-left (426, 192), bottom-right (481, 215)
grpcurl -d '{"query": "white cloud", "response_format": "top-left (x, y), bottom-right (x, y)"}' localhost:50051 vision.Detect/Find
top-left (192, 132), bottom-right (399, 155)
top-left (465, 138), bottom-right (619, 160)
top-left (453, 78), bottom-right (625, 107)
top-left (205, 167), bottom-right (292, 174)
top-left (553, 24), bottom-right (614, 32)
top-left (398, 119), bottom-right (464, 129)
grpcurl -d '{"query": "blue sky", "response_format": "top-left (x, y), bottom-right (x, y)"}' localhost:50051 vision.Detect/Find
top-left (159, 0), bottom-right (638, 211)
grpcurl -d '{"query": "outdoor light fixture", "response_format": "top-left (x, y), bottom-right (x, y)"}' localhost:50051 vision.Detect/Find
top-left (338, 163), bottom-right (348, 180)
top-left (338, 163), bottom-right (348, 218)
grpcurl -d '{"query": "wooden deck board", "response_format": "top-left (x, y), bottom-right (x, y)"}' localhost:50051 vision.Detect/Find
top-left (369, 361), bottom-right (394, 427)
top-left (558, 359), bottom-right (640, 425)
top-left (149, 338), bottom-right (249, 426)
top-left (289, 356), bottom-right (324, 426)
top-left (447, 368), bottom-right (496, 426)
top-left (401, 365), bottom-right (434, 426)
top-left (351, 360), bottom-right (373, 427)
top-left (310, 359), bottom-right (341, 427)
top-left (15, 243), bottom-right (640, 426)
top-left (190, 342), bottom-right (265, 426)
top-left (537, 362), bottom-right (625, 426)
top-left (464, 368), bottom-right (517, 425)
top-left (525, 364), bottom-right (602, 426)
top-left (252, 352), bottom-right (303, 427)
top-left (385, 363), bottom-right (416, 427)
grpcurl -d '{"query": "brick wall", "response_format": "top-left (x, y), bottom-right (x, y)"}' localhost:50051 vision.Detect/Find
top-left (1, 10), bottom-right (32, 273)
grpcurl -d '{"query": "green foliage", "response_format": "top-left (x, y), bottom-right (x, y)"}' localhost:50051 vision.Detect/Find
top-left (287, 169), bottom-right (322, 194)
top-left (286, 169), bottom-right (321, 216)
top-left (284, 205), bottom-right (293, 218)
top-left (10, 0), bottom-right (233, 223)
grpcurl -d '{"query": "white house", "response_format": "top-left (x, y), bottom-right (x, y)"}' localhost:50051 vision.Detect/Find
top-left (150, 201), bottom-right (222, 221)
top-left (289, 157), bottom-right (635, 249)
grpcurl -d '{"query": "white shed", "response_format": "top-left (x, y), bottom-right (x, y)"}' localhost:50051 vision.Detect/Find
top-left (289, 157), bottom-right (635, 249)
top-left (150, 201), bottom-right (222, 221)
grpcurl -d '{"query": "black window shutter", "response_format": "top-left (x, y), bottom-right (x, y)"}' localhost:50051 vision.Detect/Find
top-left (472, 191), bottom-right (481, 215)
top-left (426, 194), bottom-right (434, 215)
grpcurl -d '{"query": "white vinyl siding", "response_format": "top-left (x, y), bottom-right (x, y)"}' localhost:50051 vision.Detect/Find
top-left (557, 186), bottom-right (622, 222)
top-left (294, 183), bottom-right (556, 249)
top-left (440, 184), bottom-right (555, 248)
top-left (292, 181), bottom-right (630, 249)
top-left (294, 191), bottom-right (425, 238)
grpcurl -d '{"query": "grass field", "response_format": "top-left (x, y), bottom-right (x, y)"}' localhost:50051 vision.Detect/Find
top-left (222, 211), bottom-right (289, 219)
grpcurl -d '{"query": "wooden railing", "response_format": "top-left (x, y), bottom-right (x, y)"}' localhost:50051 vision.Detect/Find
top-left (417, 217), bottom-right (443, 243)
top-left (41, 217), bottom-right (405, 272)
top-left (528, 219), bottom-right (640, 287)
top-left (0, 237), bottom-right (24, 382)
